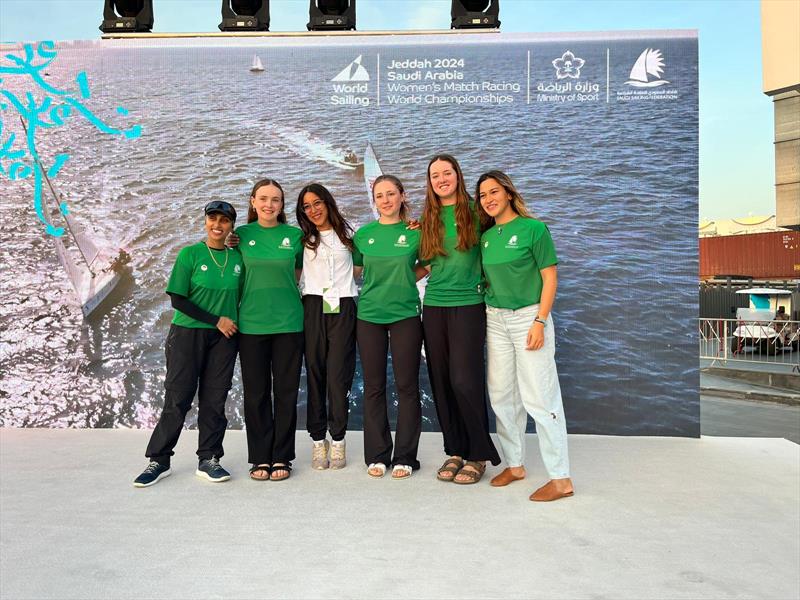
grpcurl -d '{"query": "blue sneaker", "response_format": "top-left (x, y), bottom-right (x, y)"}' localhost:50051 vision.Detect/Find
top-left (133, 461), bottom-right (171, 488)
top-left (196, 458), bottom-right (231, 483)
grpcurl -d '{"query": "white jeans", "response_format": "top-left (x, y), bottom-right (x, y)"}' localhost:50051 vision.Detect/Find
top-left (485, 304), bottom-right (570, 478)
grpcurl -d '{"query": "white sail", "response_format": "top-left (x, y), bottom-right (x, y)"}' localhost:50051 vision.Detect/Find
top-left (362, 142), bottom-right (381, 219)
top-left (63, 209), bottom-right (101, 268)
top-left (628, 49), bottom-right (649, 82)
top-left (250, 55), bottom-right (264, 72)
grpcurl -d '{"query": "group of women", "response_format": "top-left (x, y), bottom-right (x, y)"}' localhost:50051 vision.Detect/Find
top-left (133, 154), bottom-right (574, 502)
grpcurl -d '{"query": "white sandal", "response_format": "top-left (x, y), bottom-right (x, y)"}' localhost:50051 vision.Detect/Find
top-left (391, 464), bottom-right (413, 479)
top-left (367, 462), bottom-right (386, 478)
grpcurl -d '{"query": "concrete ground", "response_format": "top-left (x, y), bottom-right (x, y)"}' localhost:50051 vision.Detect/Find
top-left (1, 429), bottom-right (798, 600)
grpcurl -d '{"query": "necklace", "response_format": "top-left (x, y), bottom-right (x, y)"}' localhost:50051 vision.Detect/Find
top-left (206, 244), bottom-right (229, 278)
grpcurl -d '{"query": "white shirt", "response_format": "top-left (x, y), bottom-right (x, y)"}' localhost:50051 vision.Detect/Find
top-left (299, 229), bottom-right (359, 297)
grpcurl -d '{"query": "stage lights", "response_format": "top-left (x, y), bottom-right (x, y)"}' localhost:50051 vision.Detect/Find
top-left (99, 0), bottom-right (154, 33)
top-left (307, 0), bottom-right (356, 31)
top-left (220, 0), bottom-right (270, 32)
top-left (451, 0), bottom-right (500, 29)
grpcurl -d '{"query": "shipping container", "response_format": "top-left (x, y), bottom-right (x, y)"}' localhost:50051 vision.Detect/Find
top-left (699, 230), bottom-right (800, 280)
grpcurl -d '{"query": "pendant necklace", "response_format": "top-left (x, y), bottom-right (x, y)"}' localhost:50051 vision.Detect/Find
top-left (206, 244), bottom-right (229, 278)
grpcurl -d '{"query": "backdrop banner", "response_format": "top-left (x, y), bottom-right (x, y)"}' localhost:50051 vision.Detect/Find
top-left (0, 30), bottom-right (699, 435)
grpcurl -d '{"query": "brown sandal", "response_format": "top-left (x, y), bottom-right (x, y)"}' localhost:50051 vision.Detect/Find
top-left (436, 457), bottom-right (464, 482)
top-left (453, 461), bottom-right (486, 485)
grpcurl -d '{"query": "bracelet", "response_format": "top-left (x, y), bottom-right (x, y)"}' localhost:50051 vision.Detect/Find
top-left (534, 316), bottom-right (547, 326)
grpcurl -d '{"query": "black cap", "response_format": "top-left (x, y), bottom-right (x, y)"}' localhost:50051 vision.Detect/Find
top-left (204, 201), bottom-right (236, 222)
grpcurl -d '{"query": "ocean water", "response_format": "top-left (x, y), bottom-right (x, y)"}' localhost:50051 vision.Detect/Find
top-left (0, 35), bottom-right (698, 435)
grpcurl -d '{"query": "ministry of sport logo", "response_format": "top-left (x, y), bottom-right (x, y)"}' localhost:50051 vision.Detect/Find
top-left (330, 55), bottom-right (370, 106)
top-left (394, 234), bottom-right (408, 248)
top-left (552, 51), bottom-right (584, 79)
top-left (535, 50), bottom-right (599, 103)
top-left (617, 48), bottom-right (678, 101)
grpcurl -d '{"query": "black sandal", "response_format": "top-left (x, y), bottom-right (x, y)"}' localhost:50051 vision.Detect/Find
top-left (249, 464), bottom-right (270, 481)
top-left (270, 463), bottom-right (292, 481)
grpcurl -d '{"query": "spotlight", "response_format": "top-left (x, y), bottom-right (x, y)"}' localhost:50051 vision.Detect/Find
top-left (451, 0), bottom-right (500, 29)
top-left (220, 0), bottom-right (270, 32)
top-left (307, 0), bottom-right (356, 31)
top-left (99, 0), bottom-right (154, 33)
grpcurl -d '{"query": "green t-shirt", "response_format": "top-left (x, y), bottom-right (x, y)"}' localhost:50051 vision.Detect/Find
top-left (422, 204), bottom-right (484, 307)
top-left (236, 221), bottom-right (304, 334)
top-left (353, 221), bottom-right (421, 324)
top-left (166, 242), bottom-right (243, 329)
top-left (480, 216), bottom-right (558, 309)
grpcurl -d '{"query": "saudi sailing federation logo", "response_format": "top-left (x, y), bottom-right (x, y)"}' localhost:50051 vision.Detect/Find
top-left (625, 49), bottom-right (669, 87)
top-left (332, 55), bottom-right (370, 82)
top-left (552, 51), bottom-right (585, 79)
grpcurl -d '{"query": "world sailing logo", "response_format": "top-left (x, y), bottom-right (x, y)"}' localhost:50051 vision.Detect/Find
top-left (625, 49), bottom-right (669, 88)
top-left (332, 55), bottom-right (370, 82)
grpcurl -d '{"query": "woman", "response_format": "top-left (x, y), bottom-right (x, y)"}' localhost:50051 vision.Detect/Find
top-left (134, 201), bottom-right (242, 487)
top-left (236, 179), bottom-right (304, 482)
top-left (353, 175), bottom-right (427, 479)
top-left (419, 154), bottom-right (500, 484)
top-left (296, 183), bottom-right (358, 470)
top-left (476, 170), bottom-right (574, 502)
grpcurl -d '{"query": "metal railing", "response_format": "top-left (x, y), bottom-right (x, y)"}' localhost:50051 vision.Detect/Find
top-left (699, 318), bottom-right (800, 371)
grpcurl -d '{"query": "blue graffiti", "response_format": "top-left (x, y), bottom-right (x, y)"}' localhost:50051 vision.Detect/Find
top-left (0, 41), bottom-right (141, 236)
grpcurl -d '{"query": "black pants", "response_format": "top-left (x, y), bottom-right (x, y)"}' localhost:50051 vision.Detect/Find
top-left (239, 331), bottom-right (304, 465)
top-left (357, 316), bottom-right (422, 469)
top-left (423, 304), bottom-right (501, 465)
top-left (145, 325), bottom-right (238, 467)
top-left (304, 295), bottom-right (356, 442)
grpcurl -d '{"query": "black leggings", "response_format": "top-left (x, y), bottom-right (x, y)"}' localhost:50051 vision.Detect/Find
top-left (239, 331), bottom-right (303, 465)
top-left (356, 316), bottom-right (422, 469)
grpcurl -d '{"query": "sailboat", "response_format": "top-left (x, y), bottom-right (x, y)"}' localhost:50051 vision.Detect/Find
top-left (249, 55), bottom-right (265, 72)
top-left (625, 48), bottom-right (669, 87)
top-left (22, 120), bottom-right (127, 318)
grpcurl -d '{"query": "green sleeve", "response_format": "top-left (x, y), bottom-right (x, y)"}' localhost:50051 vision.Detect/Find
top-left (295, 244), bottom-right (304, 270)
top-left (533, 224), bottom-right (558, 269)
top-left (165, 247), bottom-right (193, 296)
top-left (352, 239), bottom-right (363, 267)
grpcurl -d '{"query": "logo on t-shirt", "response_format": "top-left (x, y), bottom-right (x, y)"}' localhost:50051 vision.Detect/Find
top-left (505, 235), bottom-right (518, 249)
top-left (200, 264), bottom-right (208, 271)
top-left (280, 237), bottom-right (291, 249)
top-left (394, 234), bottom-right (409, 248)
top-left (368, 238), bottom-right (375, 245)
top-left (234, 264), bottom-right (242, 276)
top-left (484, 241), bottom-right (489, 248)
top-left (248, 240), bottom-right (256, 246)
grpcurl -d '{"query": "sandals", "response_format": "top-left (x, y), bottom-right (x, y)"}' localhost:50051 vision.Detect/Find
top-left (436, 457), bottom-right (464, 482)
top-left (367, 463), bottom-right (386, 478)
top-left (249, 464), bottom-right (270, 481)
top-left (391, 464), bottom-right (413, 480)
top-left (453, 461), bottom-right (486, 485)
top-left (270, 463), bottom-right (292, 481)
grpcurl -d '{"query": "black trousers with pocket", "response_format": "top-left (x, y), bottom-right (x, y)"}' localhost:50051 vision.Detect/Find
top-left (357, 316), bottom-right (422, 470)
top-left (303, 295), bottom-right (357, 442)
top-left (422, 303), bottom-right (501, 465)
top-left (145, 325), bottom-right (238, 467)
top-left (239, 331), bottom-right (304, 466)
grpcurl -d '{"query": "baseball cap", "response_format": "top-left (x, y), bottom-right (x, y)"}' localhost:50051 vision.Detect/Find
top-left (204, 201), bottom-right (236, 222)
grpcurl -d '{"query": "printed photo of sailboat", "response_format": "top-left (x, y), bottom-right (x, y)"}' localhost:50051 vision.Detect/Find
top-left (625, 48), bottom-right (670, 87)
top-left (249, 54), bottom-right (264, 72)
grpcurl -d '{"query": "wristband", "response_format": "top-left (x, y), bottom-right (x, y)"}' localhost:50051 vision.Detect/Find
top-left (534, 316), bottom-right (547, 327)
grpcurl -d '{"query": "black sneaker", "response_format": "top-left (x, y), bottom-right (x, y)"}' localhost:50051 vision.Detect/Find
top-left (196, 458), bottom-right (231, 483)
top-left (133, 461), bottom-right (171, 488)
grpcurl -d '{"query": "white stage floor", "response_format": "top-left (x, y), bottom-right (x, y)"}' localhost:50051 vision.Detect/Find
top-left (1, 429), bottom-right (798, 599)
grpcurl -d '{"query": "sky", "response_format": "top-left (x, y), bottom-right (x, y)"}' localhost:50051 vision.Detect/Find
top-left (0, 0), bottom-right (775, 221)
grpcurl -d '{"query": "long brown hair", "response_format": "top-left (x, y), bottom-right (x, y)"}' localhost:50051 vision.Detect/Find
top-left (372, 174), bottom-right (409, 222)
top-left (475, 170), bottom-right (532, 231)
top-left (295, 183), bottom-right (354, 252)
top-left (247, 179), bottom-right (287, 224)
top-left (420, 154), bottom-right (477, 261)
